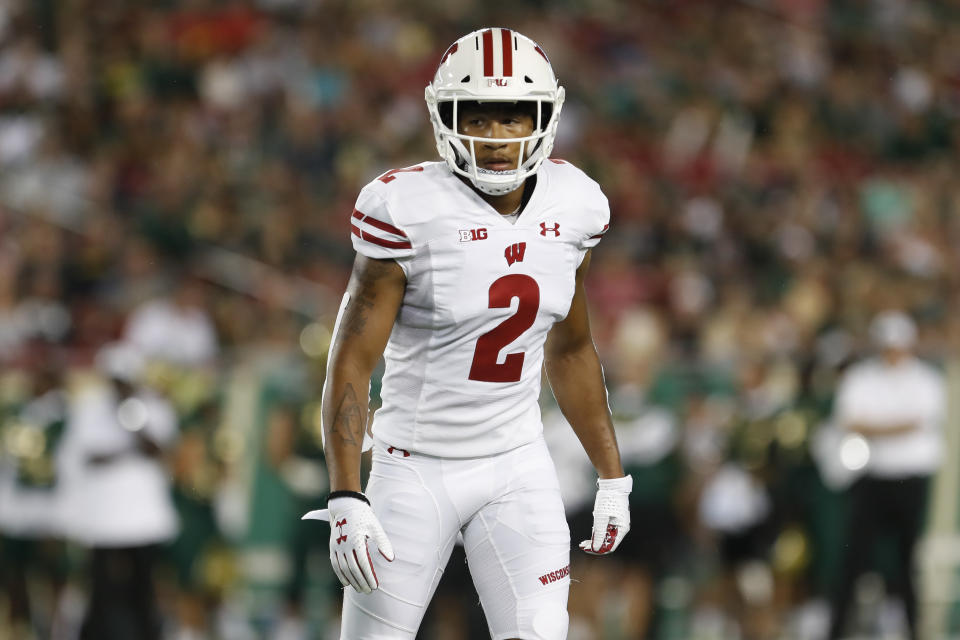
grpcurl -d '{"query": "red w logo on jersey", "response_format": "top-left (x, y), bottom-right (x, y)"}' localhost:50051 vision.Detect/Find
top-left (504, 242), bottom-right (526, 266)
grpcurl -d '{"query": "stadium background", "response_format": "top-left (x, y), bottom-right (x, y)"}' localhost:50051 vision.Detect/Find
top-left (0, 0), bottom-right (959, 638)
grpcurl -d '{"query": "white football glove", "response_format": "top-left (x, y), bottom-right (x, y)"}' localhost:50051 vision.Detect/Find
top-left (302, 493), bottom-right (394, 594)
top-left (579, 475), bottom-right (632, 555)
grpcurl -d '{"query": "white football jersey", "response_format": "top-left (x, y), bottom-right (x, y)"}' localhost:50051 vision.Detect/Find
top-left (348, 159), bottom-right (609, 458)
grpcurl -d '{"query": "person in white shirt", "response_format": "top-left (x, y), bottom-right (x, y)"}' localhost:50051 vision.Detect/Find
top-left (304, 29), bottom-right (633, 640)
top-left (61, 342), bottom-right (179, 640)
top-left (123, 272), bottom-right (218, 368)
top-left (827, 310), bottom-right (945, 640)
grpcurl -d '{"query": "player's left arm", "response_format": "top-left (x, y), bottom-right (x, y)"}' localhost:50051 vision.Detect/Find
top-left (545, 250), bottom-right (622, 478)
top-left (545, 250), bottom-right (632, 555)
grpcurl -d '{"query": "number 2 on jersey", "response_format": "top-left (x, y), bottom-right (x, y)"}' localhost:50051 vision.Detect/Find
top-left (468, 274), bottom-right (540, 383)
top-left (378, 166), bottom-right (424, 184)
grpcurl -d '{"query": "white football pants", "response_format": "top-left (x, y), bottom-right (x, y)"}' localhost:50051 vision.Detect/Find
top-left (340, 436), bottom-right (571, 639)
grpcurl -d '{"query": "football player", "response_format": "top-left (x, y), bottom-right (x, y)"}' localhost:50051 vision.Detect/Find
top-left (307, 28), bottom-right (633, 639)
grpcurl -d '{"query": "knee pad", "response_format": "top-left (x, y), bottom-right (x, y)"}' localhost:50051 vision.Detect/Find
top-left (530, 603), bottom-right (569, 640)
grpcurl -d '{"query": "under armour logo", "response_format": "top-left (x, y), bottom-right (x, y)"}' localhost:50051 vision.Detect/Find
top-left (504, 242), bottom-right (526, 266)
top-left (387, 446), bottom-right (410, 457)
top-left (336, 519), bottom-right (348, 544)
top-left (596, 524), bottom-right (618, 554)
top-left (539, 222), bottom-right (560, 237)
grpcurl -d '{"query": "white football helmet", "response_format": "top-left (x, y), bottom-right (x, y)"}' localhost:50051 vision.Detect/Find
top-left (425, 28), bottom-right (565, 196)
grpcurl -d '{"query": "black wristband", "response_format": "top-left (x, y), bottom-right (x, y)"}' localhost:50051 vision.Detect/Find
top-left (327, 490), bottom-right (370, 505)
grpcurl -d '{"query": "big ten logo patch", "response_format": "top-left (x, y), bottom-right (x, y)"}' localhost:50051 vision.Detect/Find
top-left (459, 228), bottom-right (488, 242)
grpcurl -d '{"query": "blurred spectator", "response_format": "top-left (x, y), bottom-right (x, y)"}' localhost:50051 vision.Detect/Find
top-left (0, 253), bottom-right (29, 363)
top-left (62, 342), bottom-right (179, 640)
top-left (827, 311), bottom-right (946, 640)
top-left (0, 358), bottom-right (69, 638)
top-left (697, 462), bottom-right (777, 640)
top-left (123, 272), bottom-right (218, 368)
top-left (0, 34), bottom-right (63, 104)
top-left (612, 401), bottom-right (684, 638)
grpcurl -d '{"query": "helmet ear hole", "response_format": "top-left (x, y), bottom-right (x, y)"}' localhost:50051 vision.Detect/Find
top-left (540, 104), bottom-right (553, 130)
top-left (439, 102), bottom-right (454, 128)
top-left (449, 142), bottom-right (468, 168)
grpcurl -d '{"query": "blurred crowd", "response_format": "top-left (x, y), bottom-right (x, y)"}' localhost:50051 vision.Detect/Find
top-left (1, 0), bottom-right (959, 638)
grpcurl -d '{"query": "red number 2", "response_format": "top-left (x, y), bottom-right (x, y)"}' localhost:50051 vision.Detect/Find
top-left (468, 274), bottom-right (540, 383)
top-left (378, 166), bottom-right (424, 184)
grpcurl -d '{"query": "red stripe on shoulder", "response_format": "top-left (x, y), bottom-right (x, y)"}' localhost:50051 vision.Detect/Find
top-left (358, 229), bottom-right (412, 250)
top-left (352, 208), bottom-right (408, 238)
top-left (589, 224), bottom-right (610, 239)
top-left (362, 215), bottom-right (408, 239)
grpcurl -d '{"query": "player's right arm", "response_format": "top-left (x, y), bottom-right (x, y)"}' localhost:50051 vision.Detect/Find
top-left (312, 175), bottom-right (413, 593)
top-left (322, 254), bottom-right (406, 492)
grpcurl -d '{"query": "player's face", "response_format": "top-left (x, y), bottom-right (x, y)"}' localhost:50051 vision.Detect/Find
top-left (457, 102), bottom-right (535, 172)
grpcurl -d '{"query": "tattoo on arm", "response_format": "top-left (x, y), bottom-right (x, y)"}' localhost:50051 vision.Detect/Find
top-left (342, 292), bottom-right (375, 337)
top-left (330, 383), bottom-right (365, 446)
top-left (341, 259), bottom-right (396, 337)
